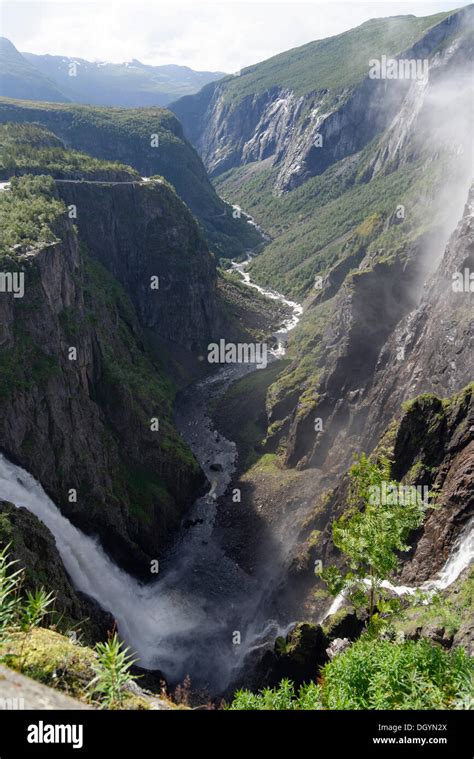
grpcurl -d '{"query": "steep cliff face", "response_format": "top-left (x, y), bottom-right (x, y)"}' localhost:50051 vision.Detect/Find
top-left (392, 387), bottom-right (473, 584)
top-left (171, 6), bottom-right (474, 621)
top-left (295, 382), bottom-right (473, 615)
top-left (358, 188), bottom-right (474, 451)
top-left (56, 179), bottom-right (217, 351)
top-left (280, 185), bottom-right (473, 623)
top-left (0, 99), bottom-right (260, 258)
top-left (184, 4), bottom-right (473, 495)
top-left (0, 176), bottom-right (210, 575)
top-left (173, 7), bottom-right (472, 194)
top-left (284, 184), bottom-right (473, 475)
top-left (176, 76), bottom-right (407, 192)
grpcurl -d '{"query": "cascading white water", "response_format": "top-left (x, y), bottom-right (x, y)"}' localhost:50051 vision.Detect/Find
top-left (231, 255), bottom-right (303, 354)
top-left (0, 451), bottom-right (269, 686)
top-left (1, 231), bottom-right (471, 691)
top-left (0, 254), bottom-right (304, 692)
top-left (322, 518), bottom-right (474, 620)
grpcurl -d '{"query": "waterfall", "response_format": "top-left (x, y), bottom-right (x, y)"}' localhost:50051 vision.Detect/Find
top-left (321, 518), bottom-right (474, 621)
top-left (1, 245), bottom-right (470, 691)
top-left (0, 254), bottom-right (305, 692)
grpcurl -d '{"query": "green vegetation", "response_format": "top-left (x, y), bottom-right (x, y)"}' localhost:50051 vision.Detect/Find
top-left (122, 466), bottom-right (173, 525)
top-left (320, 638), bottom-right (472, 710)
top-left (0, 543), bottom-right (24, 645)
top-left (0, 122), bottom-right (63, 150)
top-left (0, 123), bottom-right (139, 180)
top-left (217, 152), bottom-right (449, 298)
top-left (219, 12), bottom-right (452, 103)
top-left (0, 97), bottom-right (260, 257)
top-left (229, 638), bottom-right (472, 710)
top-left (88, 633), bottom-right (137, 709)
top-left (0, 545), bottom-right (155, 709)
top-left (0, 544), bottom-right (54, 658)
top-left (319, 454), bottom-right (428, 634)
top-left (229, 678), bottom-right (321, 710)
top-left (0, 96), bottom-right (181, 141)
top-left (0, 327), bottom-right (59, 400)
top-left (394, 568), bottom-right (474, 642)
top-left (0, 174), bottom-right (65, 257)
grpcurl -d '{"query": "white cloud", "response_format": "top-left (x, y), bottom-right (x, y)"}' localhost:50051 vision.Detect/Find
top-left (0, 1), bottom-right (461, 72)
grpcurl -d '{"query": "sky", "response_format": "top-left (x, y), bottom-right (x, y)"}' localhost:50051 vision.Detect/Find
top-left (0, 0), bottom-right (463, 73)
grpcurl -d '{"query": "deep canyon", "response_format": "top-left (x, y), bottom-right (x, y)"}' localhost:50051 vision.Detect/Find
top-left (0, 3), bottom-right (472, 710)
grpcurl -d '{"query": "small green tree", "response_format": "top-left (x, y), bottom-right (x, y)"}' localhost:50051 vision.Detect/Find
top-left (319, 453), bottom-right (430, 633)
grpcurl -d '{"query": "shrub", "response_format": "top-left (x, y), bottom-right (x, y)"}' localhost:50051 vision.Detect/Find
top-left (0, 543), bottom-right (23, 644)
top-left (319, 453), bottom-right (429, 633)
top-left (228, 638), bottom-right (473, 710)
top-left (320, 638), bottom-right (473, 710)
top-left (88, 633), bottom-right (137, 709)
top-left (228, 678), bottom-right (322, 710)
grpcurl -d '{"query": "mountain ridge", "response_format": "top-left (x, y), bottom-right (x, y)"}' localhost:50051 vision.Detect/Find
top-left (0, 36), bottom-right (226, 107)
top-left (21, 48), bottom-right (226, 107)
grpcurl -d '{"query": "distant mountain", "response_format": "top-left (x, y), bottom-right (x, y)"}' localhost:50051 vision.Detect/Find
top-left (172, 6), bottom-right (473, 292)
top-left (0, 37), bottom-right (69, 103)
top-left (0, 37), bottom-right (226, 107)
top-left (21, 50), bottom-right (226, 107)
top-left (171, 9), bottom-right (459, 178)
top-left (171, 3), bottom-right (474, 482)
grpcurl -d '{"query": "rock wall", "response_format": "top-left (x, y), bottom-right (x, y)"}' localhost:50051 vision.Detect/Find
top-left (0, 190), bottom-right (211, 575)
top-left (56, 180), bottom-right (217, 351)
top-left (284, 185), bottom-right (473, 476)
top-left (173, 7), bottom-right (473, 194)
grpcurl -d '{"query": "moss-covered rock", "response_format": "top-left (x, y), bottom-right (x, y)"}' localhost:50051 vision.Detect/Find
top-left (253, 622), bottom-right (328, 690)
top-left (0, 627), bottom-right (182, 709)
top-left (1, 627), bottom-right (96, 699)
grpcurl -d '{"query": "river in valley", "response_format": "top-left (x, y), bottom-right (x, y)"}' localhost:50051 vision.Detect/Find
top-left (0, 250), bottom-right (472, 697)
top-left (0, 254), bottom-right (304, 695)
